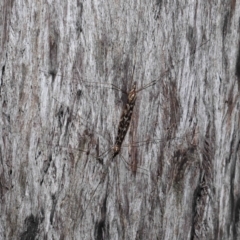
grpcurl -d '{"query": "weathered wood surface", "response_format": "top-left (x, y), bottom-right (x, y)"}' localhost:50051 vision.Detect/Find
top-left (1, 0), bottom-right (240, 239)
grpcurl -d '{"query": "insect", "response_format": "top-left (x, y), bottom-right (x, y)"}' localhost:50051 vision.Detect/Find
top-left (97, 80), bottom-right (156, 162)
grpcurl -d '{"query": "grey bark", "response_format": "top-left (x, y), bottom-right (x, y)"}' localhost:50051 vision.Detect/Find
top-left (1, 0), bottom-right (240, 239)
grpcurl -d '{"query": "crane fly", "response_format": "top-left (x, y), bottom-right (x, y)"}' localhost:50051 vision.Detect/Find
top-left (96, 80), bottom-right (156, 163)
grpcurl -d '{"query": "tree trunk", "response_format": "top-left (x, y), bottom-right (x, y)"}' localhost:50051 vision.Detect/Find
top-left (1, 0), bottom-right (240, 239)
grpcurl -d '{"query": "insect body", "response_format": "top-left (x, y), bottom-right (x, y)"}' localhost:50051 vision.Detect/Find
top-left (112, 81), bottom-right (137, 159)
top-left (97, 80), bottom-right (156, 162)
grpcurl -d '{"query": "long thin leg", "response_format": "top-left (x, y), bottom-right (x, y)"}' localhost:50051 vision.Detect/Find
top-left (136, 80), bottom-right (156, 93)
top-left (81, 157), bottom-right (111, 220)
top-left (76, 67), bottom-right (128, 94)
top-left (119, 153), bottom-right (149, 175)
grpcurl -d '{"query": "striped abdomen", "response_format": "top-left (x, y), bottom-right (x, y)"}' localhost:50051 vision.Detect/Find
top-left (112, 82), bottom-right (137, 159)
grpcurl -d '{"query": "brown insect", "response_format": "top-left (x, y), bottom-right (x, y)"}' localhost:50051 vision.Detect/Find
top-left (103, 80), bottom-right (156, 161)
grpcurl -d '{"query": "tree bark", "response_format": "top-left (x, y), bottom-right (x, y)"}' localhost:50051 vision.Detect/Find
top-left (1, 0), bottom-right (240, 239)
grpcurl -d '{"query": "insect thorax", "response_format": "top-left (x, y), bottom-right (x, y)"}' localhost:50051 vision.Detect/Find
top-left (112, 144), bottom-right (121, 159)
